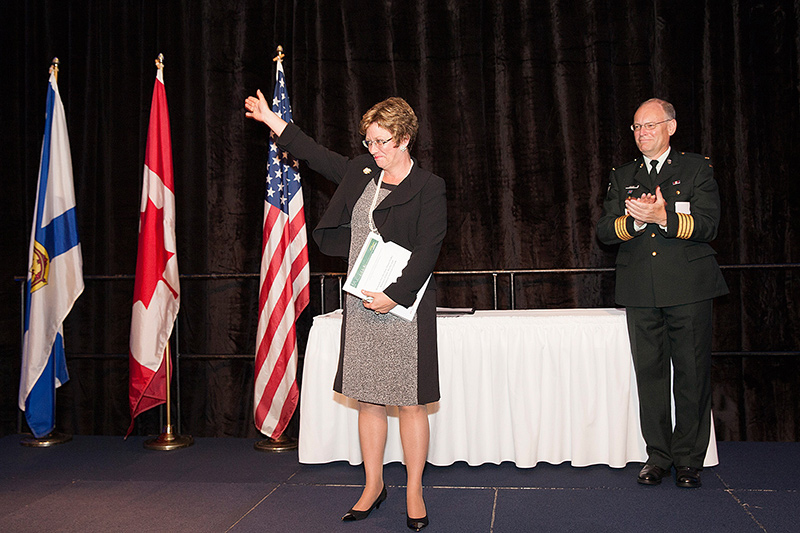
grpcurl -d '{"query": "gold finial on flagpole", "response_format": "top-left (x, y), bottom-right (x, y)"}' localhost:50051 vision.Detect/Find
top-left (49, 57), bottom-right (59, 81)
top-left (273, 45), bottom-right (284, 63)
top-left (155, 53), bottom-right (164, 70)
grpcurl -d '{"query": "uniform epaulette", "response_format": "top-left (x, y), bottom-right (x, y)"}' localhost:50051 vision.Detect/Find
top-left (678, 151), bottom-right (709, 160)
top-left (612, 159), bottom-right (638, 173)
top-left (678, 151), bottom-right (713, 168)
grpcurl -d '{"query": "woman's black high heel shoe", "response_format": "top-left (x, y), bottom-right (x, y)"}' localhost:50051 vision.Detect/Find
top-left (341, 485), bottom-right (387, 521)
top-left (407, 514), bottom-right (429, 531)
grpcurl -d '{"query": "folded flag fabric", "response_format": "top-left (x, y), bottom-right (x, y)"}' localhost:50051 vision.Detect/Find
top-left (127, 62), bottom-right (180, 436)
top-left (19, 69), bottom-right (84, 438)
top-left (253, 58), bottom-right (309, 438)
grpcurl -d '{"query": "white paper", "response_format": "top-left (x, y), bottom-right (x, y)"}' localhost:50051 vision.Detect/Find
top-left (675, 201), bottom-right (691, 214)
top-left (344, 232), bottom-right (430, 321)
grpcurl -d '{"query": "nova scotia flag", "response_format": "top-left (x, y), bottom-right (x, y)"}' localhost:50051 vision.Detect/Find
top-left (19, 69), bottom-right (84, 438)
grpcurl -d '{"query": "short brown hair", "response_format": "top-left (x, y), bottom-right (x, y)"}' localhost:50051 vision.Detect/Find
top-left (359, 97), bottom-right (419, 150)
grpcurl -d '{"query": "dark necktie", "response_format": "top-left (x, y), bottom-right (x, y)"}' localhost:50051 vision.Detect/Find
top-left (649, 159), bottom-right (659, 186)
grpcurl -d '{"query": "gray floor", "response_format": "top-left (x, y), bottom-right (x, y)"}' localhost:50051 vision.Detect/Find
top-left (0, 435), bottom-right (797, 532)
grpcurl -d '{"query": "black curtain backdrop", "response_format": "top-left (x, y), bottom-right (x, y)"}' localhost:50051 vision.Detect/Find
top-left (2, 1), bottom-right (798, 440)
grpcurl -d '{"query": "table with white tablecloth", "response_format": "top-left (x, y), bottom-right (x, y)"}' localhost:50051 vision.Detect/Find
top-left (298, 308), bottom-right (717, 468)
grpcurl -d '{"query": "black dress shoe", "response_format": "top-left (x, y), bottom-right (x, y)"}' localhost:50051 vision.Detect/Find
top-left (341, 485), bottom-right (387, 521)
top-left (637, 464), bottom-right (670, 485)
top-left (675, 466), bottom-right (702, 488)
top-left (407, 514), bottom-right (429, 531)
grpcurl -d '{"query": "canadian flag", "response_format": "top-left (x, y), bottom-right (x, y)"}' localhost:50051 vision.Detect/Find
top-left (127, 61), bottom-right (180, 436)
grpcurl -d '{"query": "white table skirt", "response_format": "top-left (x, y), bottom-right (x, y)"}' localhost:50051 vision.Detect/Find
top-left (298, 308), bottom-right (718, 468)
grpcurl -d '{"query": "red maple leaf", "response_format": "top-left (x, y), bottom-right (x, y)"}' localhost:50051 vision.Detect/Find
top-left (132, 198), bottom-right (176, 308)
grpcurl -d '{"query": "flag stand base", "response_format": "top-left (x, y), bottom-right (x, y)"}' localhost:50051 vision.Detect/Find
top-left (20, 431), bottom-right (73, 448)
top-left (144, 425), bottom-right (193, 451)
top-left (254, 434), bottom-right (297, 452)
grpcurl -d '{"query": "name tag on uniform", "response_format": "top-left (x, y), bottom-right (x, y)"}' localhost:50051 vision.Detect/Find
top-left (675, 201), bottom-right (691, 214)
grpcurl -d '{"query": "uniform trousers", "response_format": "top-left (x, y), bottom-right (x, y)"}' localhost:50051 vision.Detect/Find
top-left (626, 299), bottom-right (713, 470)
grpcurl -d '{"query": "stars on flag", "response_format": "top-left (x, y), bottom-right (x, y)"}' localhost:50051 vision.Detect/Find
top-left (266, 139), bottom-right (297, 211)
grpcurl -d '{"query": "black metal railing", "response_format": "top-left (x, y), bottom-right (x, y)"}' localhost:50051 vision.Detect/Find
top-left (15, 263), bottom-right (800, 434)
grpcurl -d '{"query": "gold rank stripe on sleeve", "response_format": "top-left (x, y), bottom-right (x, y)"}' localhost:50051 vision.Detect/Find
top-left (676, 213), bottom-right (695, 239)
top-left (614, 215), bottom-right (634, 241)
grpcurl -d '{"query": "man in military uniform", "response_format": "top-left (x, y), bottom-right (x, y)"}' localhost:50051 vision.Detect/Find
top-left (596, 98), bottom-right (728, 488)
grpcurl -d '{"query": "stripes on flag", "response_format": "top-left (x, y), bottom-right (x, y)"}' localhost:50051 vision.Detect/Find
top-left (253, 59), bottom-right (310, 438)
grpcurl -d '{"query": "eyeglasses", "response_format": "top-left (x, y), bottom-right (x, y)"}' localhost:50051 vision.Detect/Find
top-left (630, 119), bottom-right (672, 132)
top-left (362, 138), bottom-right (393, 149)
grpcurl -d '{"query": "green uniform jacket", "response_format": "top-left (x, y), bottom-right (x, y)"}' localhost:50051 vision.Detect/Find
top-left (596, 149), bottom-right (729, 307)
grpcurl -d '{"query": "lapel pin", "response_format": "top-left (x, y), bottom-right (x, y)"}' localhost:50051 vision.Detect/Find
top-left (363, 167), bottom-right (372, 174)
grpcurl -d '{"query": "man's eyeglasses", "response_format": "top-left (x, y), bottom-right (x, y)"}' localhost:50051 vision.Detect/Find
top-left (630, 119), bottom-right (672, 132)
top-left (362, 138), bottom-right (393, 149)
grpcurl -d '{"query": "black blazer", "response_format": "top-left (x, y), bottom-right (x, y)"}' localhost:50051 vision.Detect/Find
top-left (276, 123), bottom-right (447, 308)
top-left (596, 149), bottom-right (729, 307)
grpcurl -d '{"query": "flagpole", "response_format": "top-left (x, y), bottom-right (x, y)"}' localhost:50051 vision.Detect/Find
top-left (141, 53), bottom-right (192, 451)
top-left (254, 45), bottom-right (298, 453)
top-left (144, 342), bottom-right (193, 450)
top-left (20, 57), bottom-right (73, 449)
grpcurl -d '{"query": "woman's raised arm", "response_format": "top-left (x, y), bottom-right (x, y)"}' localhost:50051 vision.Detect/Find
top-left (244, 89), bottom-right (288, 136)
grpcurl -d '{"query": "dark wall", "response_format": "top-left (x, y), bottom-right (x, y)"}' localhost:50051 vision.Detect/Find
top-left (2, 1), bottom-right (798, 440)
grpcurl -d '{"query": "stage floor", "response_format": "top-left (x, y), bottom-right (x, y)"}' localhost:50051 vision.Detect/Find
top-left (1, 435), bottom-right (797, 532)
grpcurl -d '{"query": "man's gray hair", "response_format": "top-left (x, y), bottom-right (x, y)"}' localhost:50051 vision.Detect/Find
top-left (640, 98), bottom-right (676, 120)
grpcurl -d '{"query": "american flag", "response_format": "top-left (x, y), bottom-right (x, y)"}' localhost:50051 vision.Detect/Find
top-left (253, 59), bottom-right (309, 438)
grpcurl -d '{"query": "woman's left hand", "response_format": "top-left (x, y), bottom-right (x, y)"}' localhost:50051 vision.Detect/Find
top-left (244, 90), bottom-right (288, 136)
top-left (362, 290), bottom-right (397, 315)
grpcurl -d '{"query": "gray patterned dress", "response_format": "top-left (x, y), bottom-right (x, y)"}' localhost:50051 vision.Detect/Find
top-left (339, 176), bottom-right (421, 406)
